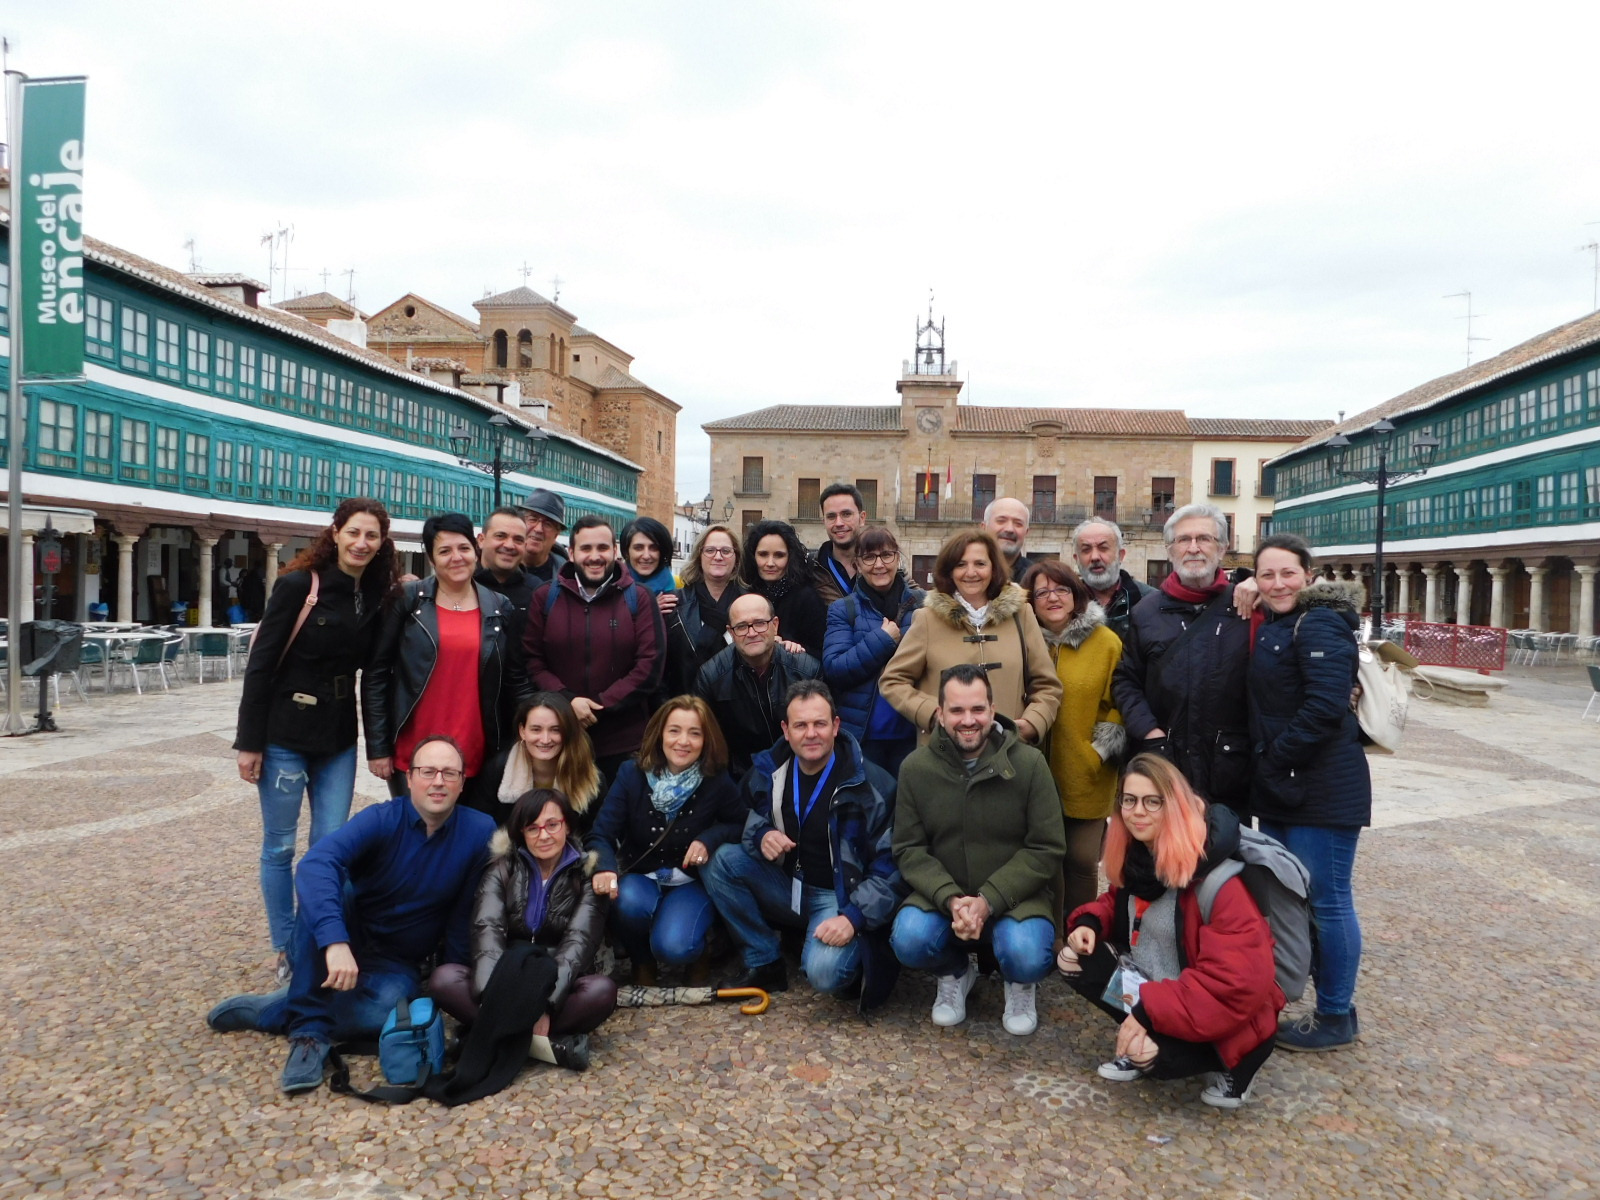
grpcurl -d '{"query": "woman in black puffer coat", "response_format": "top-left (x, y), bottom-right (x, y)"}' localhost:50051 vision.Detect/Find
top-left (429, 788), bottom-right (616, 1047)
top-left (1247, 533), bottom-right (1370, 1054)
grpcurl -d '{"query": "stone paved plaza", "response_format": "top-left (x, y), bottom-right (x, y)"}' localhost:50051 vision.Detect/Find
top-left (1, 668), bottom-right (1597, 1199)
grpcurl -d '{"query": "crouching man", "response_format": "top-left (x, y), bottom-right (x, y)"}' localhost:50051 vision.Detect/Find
top-left (207, 736), bottom-right (495, 1094)
top-left (702, 680), bottom-right (906, 1009)
top-left (891, 664), bottom-right (1065, 1036)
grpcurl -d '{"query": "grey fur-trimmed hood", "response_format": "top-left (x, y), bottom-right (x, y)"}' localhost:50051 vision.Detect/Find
top-left (1296, 578), bottom-right (1364, 614)
top-left (923, 580), bottom-right (1028, 631)
top-left (1042, 601), bottom-right (1108, 649)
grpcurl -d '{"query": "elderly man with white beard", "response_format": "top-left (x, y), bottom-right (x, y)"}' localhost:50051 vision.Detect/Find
top-left (1111, 504), bottom-right (1255, 819)
top-left (1069, 518), bottom-right (1153, 645)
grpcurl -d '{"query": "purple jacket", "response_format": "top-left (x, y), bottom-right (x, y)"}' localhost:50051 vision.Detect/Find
top-left (523, 561), bottom-right (665, 758)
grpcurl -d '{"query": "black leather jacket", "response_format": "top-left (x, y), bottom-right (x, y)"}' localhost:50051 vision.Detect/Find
top-left (470, 830), bottom-right (606, 1008)
top-left (694, 643), bottom-right (822, 777)
top-left (361, 577), bottom-right (531, 763)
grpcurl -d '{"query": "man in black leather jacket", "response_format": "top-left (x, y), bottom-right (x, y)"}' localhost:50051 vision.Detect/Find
top-left (695, 594), bottom-right (822, 779)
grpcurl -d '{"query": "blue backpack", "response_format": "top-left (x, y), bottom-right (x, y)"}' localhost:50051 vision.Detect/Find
top-left (1195, 827), bottom-right (1313, 1002)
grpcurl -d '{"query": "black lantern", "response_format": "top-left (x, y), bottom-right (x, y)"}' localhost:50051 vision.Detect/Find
top-left (449, 412), bottom-right (551, 515)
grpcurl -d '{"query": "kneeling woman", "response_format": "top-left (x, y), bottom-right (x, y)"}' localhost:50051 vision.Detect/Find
top-left (470, 693), bottom-right (603, 829)
top-left (1058, 754), bottom-right (1283, 1108)
top-left (430, 789), bottom-right (616, 1054)
top-left (588, 697), bottom-right (745, 985)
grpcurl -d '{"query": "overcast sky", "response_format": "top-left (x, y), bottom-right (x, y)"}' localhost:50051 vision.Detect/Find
top-left (11, 2), bottom-right (1600, 501)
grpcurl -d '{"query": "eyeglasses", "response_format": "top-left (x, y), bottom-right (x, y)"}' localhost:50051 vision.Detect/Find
top-left (1118, 793), bottom-right (1165, 812)
top-left (730, 618), bottom-right (773, 635)
top-left (1171, 534), bottom-right (1220, 548)
top-left (1032, 586), bottom-right (1072, 601)
top-left (527, 818), bottom-right (567, 835)
top-left (859, 551), bottom-right (899, 566)
top-left (411, 766), bottom-right (464, 783)
top-left (703, 546), bottom-right (735, 558)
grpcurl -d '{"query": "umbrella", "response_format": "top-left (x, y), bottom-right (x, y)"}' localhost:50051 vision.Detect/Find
top-left (616, 985), bottom-right (770, 1015)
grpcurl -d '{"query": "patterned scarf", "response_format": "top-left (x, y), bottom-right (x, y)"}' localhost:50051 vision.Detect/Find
top-left (646, 762), bottom-right (703, 818)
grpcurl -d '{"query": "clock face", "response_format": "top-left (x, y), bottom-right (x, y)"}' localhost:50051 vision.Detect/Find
top-left (915, 408), bottom-right (943, 433)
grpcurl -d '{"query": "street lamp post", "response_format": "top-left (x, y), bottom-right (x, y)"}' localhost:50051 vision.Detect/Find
top-left (1325, 418), bottom-right (1441, 636)
top-left (449, 413), bottom-right (550, 516)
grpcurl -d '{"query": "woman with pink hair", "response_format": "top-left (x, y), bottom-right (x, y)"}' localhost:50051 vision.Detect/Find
top-left (1057, 754), bottom-right (1284, 1108)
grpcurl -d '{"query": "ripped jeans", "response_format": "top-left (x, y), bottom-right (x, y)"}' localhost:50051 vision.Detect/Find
top-left (258, 744), bottom-right (358, 950)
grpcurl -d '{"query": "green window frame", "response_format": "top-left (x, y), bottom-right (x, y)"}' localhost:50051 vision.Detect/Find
top-left (297, 454), bottom-right (313, 504)
top-left (301, 368), bottom-right (319, 416)
top-left (277, 448), bottom-right (295, 500)
top-left (155, 428), bottom-right (180, 486)
top-left (185, 328), bottom-right (211, 389)
top-left (119, 419), bottom-right (150, 482)
top-left (335, 461), bottom-right (352, 497)
top-left (215, 339), bottom-right (237, 397)
top-left (184, 433), bottom-right (210, 489)
top-left (35, 399), bottom-right (78, 469)
top-left (279, 361), bottom-right (298, 410)
top-left (83, 410), bottom-right (113, 477)
top-left (214, 439), bottom-right (234, 495)
top-left (237, 442), bottom-right (254, 498)
top-left (355, 464), bottom-right (370, 496)
top-left (85, 294), bottom-right (116, 360)
top-left (155, 319), bottom-right (182, 381)
top-left (261, 352), bottom-right (278, 401)
top-left (319, 371), bottom-right (336, 417)
top-left (120, 307), bottom-right (151, 373)
top-left (0, 260), bottom-right (9, 332)
top-left (257, 446), bottom-right (275, 499)
top-left (315, 458), bottom-right (332, 505)
top-left (237, 345), bottom-right (256, 400)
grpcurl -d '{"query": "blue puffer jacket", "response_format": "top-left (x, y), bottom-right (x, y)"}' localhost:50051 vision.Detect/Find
top-left (822, 576), bottom-right (925, 741)
top-left (1247, 580), bottom-right (1372, 827)
top-left (741, 730), bottom-right (908, 1011)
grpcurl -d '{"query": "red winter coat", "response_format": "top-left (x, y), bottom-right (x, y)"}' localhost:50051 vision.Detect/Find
top-left (1069, 875), bottom-right (1284, 1068)
top-left (523, 563), bottom-right (665, 758)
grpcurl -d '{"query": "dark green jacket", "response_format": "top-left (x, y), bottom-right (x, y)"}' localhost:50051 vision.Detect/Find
top-left (892, 718), bottom-right (1066, 927)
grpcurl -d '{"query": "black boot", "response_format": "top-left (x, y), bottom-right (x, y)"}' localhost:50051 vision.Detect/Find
top-left (548, 1033), bottom-right (591, 1072)
top-left (717, 958), bottom-right (788, 993)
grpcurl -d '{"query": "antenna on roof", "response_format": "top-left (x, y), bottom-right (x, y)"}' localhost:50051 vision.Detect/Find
top-left (342, 268), bottom-right (356, 303)
top-left (1580, 221), bottom-right (1600, 312)
top-left (183, 237), bottom-right (199, 272)
top-left (1443, 291), bottom-right (1489, 366)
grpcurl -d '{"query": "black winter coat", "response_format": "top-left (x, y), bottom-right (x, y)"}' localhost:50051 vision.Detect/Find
top-left (1099, 569), bottom-right (1154, 645)
top-left (662, 581), bottom-right (745, 699)
top-left (753, 581), bottom-right (827, 660)
top-left (1112, 584), bottom-right (1253, 813)
top-left (588, 761), bottom-right (746, 877)
top-left (471, 830), bottom-right (607, 1009)
top-left (1247, 580), bottom-right (1372, 828)
top-left (234, 567), bottom-right (382, 756)
top-left (361, 578), bottom-right (529, 765)
top-left (476, 565), bottom-right (538, 738)
top-left (695, 644), bottom-right (823, 778)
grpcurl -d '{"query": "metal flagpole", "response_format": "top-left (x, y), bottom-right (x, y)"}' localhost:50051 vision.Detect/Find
top-left (4, 69), bottom-right (27, 734)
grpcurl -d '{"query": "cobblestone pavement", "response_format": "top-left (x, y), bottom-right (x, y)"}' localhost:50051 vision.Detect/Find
top-left (1, 671), bottom-right (1597, 1199)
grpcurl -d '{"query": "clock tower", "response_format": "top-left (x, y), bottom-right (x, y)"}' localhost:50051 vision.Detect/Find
top-left (898, 296), bottom-right (964, 433)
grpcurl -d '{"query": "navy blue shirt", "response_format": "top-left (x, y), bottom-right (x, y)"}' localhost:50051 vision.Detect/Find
top-left (295, 797), bottom-right (495, 970)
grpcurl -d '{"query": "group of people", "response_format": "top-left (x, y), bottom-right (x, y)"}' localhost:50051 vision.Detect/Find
top-left (210, 483), bottom-right (1372, 1111)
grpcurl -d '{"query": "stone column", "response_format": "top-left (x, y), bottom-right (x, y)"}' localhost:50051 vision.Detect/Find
top-left (1528, 565), bottom-right (1548, 632)
top-left (196, 536), bottom-right (218, 628)
top-left (1454, 563), bottom-right (1472, 626)
top-left (17, 534), bottom-right (35, 624)
top-left (264, 543), bottom-right (284, 598)
top-left (1396, 567), bottom-right (1412, 619)
top-left (114, 535), bottom-right (139, 624)
top-left (1422, 565), bottom-right (1441, 623)
top-left (1577, 564), bottom-right (1597, 637)
top-left (1488, 566), bottom-right (1509, 630)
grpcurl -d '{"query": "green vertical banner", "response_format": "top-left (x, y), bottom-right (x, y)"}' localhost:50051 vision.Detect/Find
top-left (18, 76), bottom-right (87, 381)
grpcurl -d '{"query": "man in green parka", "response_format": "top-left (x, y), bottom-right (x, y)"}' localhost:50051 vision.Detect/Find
top-left (890, 663), bottom-right (1065, 1037)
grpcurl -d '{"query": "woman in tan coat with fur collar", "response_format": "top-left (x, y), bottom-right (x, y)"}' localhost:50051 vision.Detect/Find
top-left (879, 530), bottom-right (1061, 744)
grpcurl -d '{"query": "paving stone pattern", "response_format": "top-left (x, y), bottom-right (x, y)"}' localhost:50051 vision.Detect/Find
top-left (0, 673), bottom-right (1597, 1198)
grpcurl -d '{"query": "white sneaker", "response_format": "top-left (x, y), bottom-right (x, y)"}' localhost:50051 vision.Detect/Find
top-left (1200, 1069), bottom-right (1255, 1109)
top-left (1001, 981), bottom-right (1038, 1036)
top-left (931, 962), bottom-right (978, 1026)
top-left (1096, 1055), bottom-right (1145, 1082)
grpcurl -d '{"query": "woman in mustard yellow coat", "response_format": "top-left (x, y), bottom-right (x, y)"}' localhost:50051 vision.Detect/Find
top-left (1023, 560), bottom-right (1124, 920)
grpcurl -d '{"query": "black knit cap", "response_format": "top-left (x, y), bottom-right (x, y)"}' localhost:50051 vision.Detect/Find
top-left (421, 512), bottom-right (476, 556)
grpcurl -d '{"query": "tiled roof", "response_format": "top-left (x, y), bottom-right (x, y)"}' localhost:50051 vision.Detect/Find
top-left (1189, 417), bottom-right (1334, 439)
top-left (368, 293), bottom-right (480, 337)
top-left (1288, 308), bottom-right (1600, 453)
top-left (955, 407), bottom-right (1191, 436)
top-left (187, 272), bottom-right (268, 290)
top-left (475, 285), bottom-right (556, 308)
top-left (278, 291), bottom-right (355, 312)
top-left (595, 365), bottom-right (647, 389)
top-left (703, 405), bottom-right (904, 432)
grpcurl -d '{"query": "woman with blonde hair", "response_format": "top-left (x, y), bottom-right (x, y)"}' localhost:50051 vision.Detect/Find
top-left (469, 693), bottom-right (602, 828)
top-left (662, 524), bottom-right (747, 696)
top-left (588, 696), bottom-right (745, 984)
top-left (1057, 753), bottom-right (1283, 1108)
top-left (879, 529), bottom-right (1060, 744)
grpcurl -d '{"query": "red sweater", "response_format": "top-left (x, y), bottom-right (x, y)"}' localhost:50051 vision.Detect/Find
top-left (1070, 876), bottom-right (1284, 1068)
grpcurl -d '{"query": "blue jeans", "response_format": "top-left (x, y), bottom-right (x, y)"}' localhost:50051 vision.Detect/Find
top-left (252, 897), bottom-right (419, 1044)
top-left (614, 874), bottom-right (716, 967)
top-left (1258, 820), bottom-right (1362, 1015)
top-left (702, 844), bottom-right (861, 993)
top-left (258, 743), bottom-right (358, 950)
top-left (890, 905), bottom-right (1055, 984)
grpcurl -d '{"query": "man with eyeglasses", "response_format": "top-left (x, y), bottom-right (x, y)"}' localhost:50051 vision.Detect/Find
top-left (810, 483), bottom-right (868, 604)
top-left (695, 593), bottom-right (822, 779)
top-left (521, 489), bottom-right (570, 585)
top-left (1113, 503), bottom-right (1254, 818)
top-left (207, 736), bottom-right (495, 1095)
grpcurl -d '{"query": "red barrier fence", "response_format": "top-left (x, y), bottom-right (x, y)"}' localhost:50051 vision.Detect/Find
top-left (1402, 622), bottom-right (1508, 671)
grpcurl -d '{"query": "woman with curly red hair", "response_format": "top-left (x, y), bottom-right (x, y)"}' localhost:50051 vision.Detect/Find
top-left (1057, 753), bottom-right (1283, 1108)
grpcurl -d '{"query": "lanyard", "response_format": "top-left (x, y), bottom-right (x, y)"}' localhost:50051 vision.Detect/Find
top-left (826, 555), bottom-right (851, 591)
top-left (792, 753), bottom-right (836, 830)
